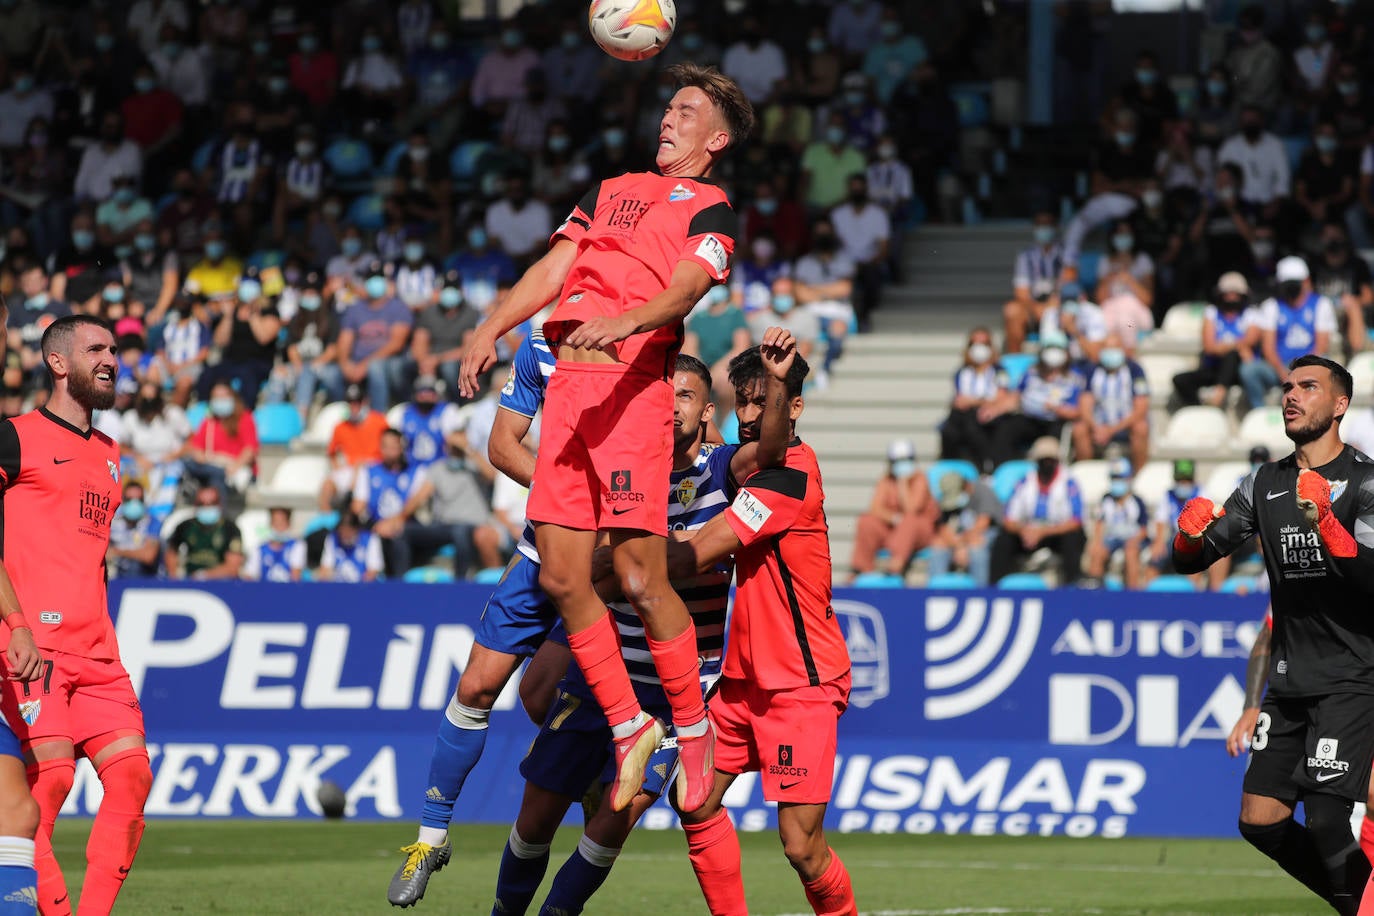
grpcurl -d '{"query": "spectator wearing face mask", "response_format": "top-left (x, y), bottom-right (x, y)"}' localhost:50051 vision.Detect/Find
top-left (940, 327), bottom-right (1012, 474)
top-left (73, 111), bottom-right (143, 204)
top-left (325, 226), bottom-right (377, 296)
top-left (120, 219), bottom-right (179, 322)
top-left (95, 174), bottom-right (153, 251)
top-left (541, 20), bottom-right (602, 113)
top-left (1189, 163), bottom-right (1256, 280)
top-left (1129, 178), bottom-right (1183, 307)
top-left (830, 172), bottom-right (889, 331)
top-left (393, 236), bottom-right (440, 310)
top-left (47, 211), bottom-right (111, 306)
top-left (990, 436), bottom-right (1085, 586)
top-left (353, 428), bottom-right (429, 575)
top-left (179, 382), bottom-right (258, 503)
top-left (1321, 60), bottom-right (1372, 154)
top-left (165, 485), bottom-right (245, 581)
top-left (272, 127), bottom-right (327, 244)
top-left (990, 331), bottom-right (1084, 466)
top-left (752, 277), bottom-right (820, 367)
top-left (320, 384), bottom-right (390, 511)
top-left (150, 24), bottom-right (210, 109)
top-left (317, 509), bottom-right (385, 582)
top-left (866, 135), bottom-right (913, 280)
top-left (742, 178), bottom-right (808, 261)
top-left (444, 223), bottom-right (517, 312)
top-left (1239, 256), bottom-right (1336, 409)
top-left (184, 228), bottom-right (242, 301)
top-left (285, 273), bottom-right (342, 419)
top-left (396, 376), bottom-right (464, 469)
top-left (847, 439), bottom-right (940, 582)
top-left (1293, 10), bottom-right (1336, 105)
top-left (151, 293), bottom-right (211, 407)
top-left (1073, 332), bottom-right (1150, 470)
top-left (926, 473), bottom-right (1000, 587)
top-left (1095, 219), bottom-right (1156, 341)
top-left (1172, 272), bottom-right (1259, 407)
top-left (1003, 210), bottom-right (1063, 353)
top-left (412, 271), bottom-right (480, 395)
top-left (394, 130), bottom-right (453, 241)
top-left (794, 219), bottom-right (856, 376)
top-left (470, 24), bottom-right (539, 115)
top-left (342, 27), bottom-right (405, 125)
top-left (1217, 106), bottom-right (1290, 228)
top-left (501, 69), bottom-right (566, 158)
top-left (1107, 50), bottom-right (1176, 148)
top-left (200, 268), bottom-right (281, 407)
top-left (484, 172), bottom-right (551, 270)
top-left (1226, 5), bottom-right (1282, 113)
top-left (731, 231), bottom-right (790, 318)
top-left (1061, 108), bottom-right (1153, 272)
top-left (244, 507), bottom-right (306, 582)
top-left (1295, 122), bottom-right (1355, 236)
top-left (684, 285), bottom-right (751, 411)
top-left (108, 481), bottom-right (162, 579)
top-left (9, 265), bottom-right (70, 396)
top-left (721, 17), bottom-right (787, 104)
top-left (801, 113), bottom-right (867, 214)
top-left (1148, 458), bottom-right (1224, 590)
top-left (861, 9), bottom-right (927, 105)
top-left (121, 381), bottom-right (191, 485)
top-left (827, 0), bottom-right (884, 59)
top-left (393, 436), bottom-right (505, 578)
top-left (1084, 458), bottom-right (1149, 590)
top-left (157, 170), bottom-right (216, 260)
top-left (1155, 120), bottom-right (1214, 197)
top-left (338, 261), bottom-right (414, 412)
top-left (1039, 282), bottom-right (1107, 368)
top-left (532, 120), bottom-right (590, 214)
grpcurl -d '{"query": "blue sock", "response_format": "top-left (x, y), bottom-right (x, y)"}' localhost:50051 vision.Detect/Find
top-left (492, 827), bottom-right (550, 916)
top-left (0, 838), bottom-right (36, 914)
top-left (825, 336), bottom-right (843, 373)
top-left (539, 835), bottom-right (620, 915)
top-left (420, 697), bottom-right (489, 833)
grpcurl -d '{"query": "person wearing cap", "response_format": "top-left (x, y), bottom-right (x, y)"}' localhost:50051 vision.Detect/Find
top-left (846, 438), bottom-right (940, 581)
top-left (990, 436), bottom-right (1085, 586)
top-left (1148, 458), bottom-right (1224, 589)
top-left (396, 375), bottom-right (465, 469)
top-left (926, 471), bottom-right (1000, 587)
top-left (1074, 331), bottom-right (1151, 471)
top-left (990, 330), bottom-right (1085, 466)
top-left (1002, 209), bottom-right (1064, 354)
top-left (320, 382), bottom-right (392, 511)
top-left (285, 271), bottom-right (343, 420)
top-left (1309, 221), bottom-right (1369, 359)
top-left (1038, 281), bottom-right (1108, 367)
top-left (1173, 271), bottom-right (1259, 407)
top-left (337, 260), bottom-right (414, 411)
top-left (1085, 458), bottom-right (1150, 589)
top-left (941, 326), bottom-right (1012, 474)
top-left (1240, 255), bottom-right (1338, 409)
top-left (199, 265), bottom-right (282, 408)
top-left (411, 270), bottom-right (481, 396)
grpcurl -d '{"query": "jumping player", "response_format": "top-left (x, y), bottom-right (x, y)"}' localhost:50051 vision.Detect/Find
top-left (1174, 354), bottom-right (1374, 916)
top-left (488, 345), bottom-right (792, 915)
top-left (459, 63), bottom-right (756, 814)
top-left (0, 315), bottom-right (152, 916)
top-left (668, 347), bottom-right (856, 916)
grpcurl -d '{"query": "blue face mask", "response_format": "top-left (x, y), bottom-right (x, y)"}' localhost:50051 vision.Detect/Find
top-left (161, 42), bottom-right (181, 59)
top-left (299, 293), bottom-right (322, 311)
top-left (1099, 347), bottom-right (1125, 370)
top-left (1112, 234), bottom-right (1134, 252)
top-left (12, 75), bottom-right (33, 94)
top-left (1206, 78), bottom-right (1227, 97)
top-left (603, 128), bottom-right (625, 147)
top-left (808, 37), bottom-right (826, 54)
top-left (756, 197), bottom-right (778, 216)
top-left (210, 397), bottom-right (235, 418)
top-left (114, 186), bottom-right (136, 205)
top-left (253, 39), bottom-right (270, 56)
top-left (772, 294), bottom-right (795, 313)
top-left (1172, 484), bottom-right (1194, 502)
top-left (299, 34), bottom-right (319, 53)
top-left (114, 244), bottom-right (133, 259)
top-left (682, 33), bottom-right (704, 51)
top-left (501, 29), bottom-right (522, 49)
top-left (72, 229), bottom-right (95, 251)
top-left (880, 21), bottom-right (901, 40)
top-left (439, 287), bottom-right (462, 308)
top-left (134, 74), bottom-right (157, 94)
top-left (560, 31), bottom-right (578, 49)
top-left (891, 459), bottom-right (917, 479)
top-left (103, 286), bottom-right (125, 303)
top-left (1115, 131), bottom-right (1135, 147)
top-left (826, 126), bottom-right (847, 145)
top-left (267, 76), bottom-right (288, 94)
top-left (95, 33), bottom-right (115, 52)
top-left (1135, 68), bottom-right (1158, 86)
top-left (548, 134), bottom-right (570, 153)
top-left (238, 279), bottom-right (262, 302)
top-left (341, 237), bottom-right (362, 257)
top-left (365, 276), bottom-right (388, 299)
top-left (25, 293), bottom-right (47, 310)
top-left (467, 228), bottom-right (487, 249)
top-left (1339, 81), bottom-right (1360, 96)
top-left (1307, 24), bottom-right (1327, 43)
top-left (134, 232), bottom-right (156, 252)
top-left (1316, 135), bottom-right (1339, 154)
top-left (707, 285), bottom-right (730, 306)
top-left (121, 499), bottom-right (146, 522)
top-left (404, 242), bottom-right (425, 262)
top-left (204, 240), bottom-right (226, 260)
top-left (361, 35), bottom-right (381, 52)
top-left (195, 506), bottom-right (222, 526)
top-left (1108, 480), bottom-right (1131, 498)
top-left (1033, 225), bottom-right (1056, 245)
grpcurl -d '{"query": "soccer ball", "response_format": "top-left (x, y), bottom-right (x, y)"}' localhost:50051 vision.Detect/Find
top-left (317, 780), bottom-right (348, 819)
top-left (588, 0), bottom-right (677, 62)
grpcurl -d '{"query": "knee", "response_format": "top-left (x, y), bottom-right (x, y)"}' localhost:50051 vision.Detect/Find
top-left (0, 792), bottom-right (39, 839)
top-left (1002, 300), bottom-right (1022, 325)
top-left (780, 829), bottom-right (827, 878)
top-left (456, 666), bottom-right (502, 711)
top-left (103, 755), bottom-right (153, 806)
top-left (537, 563), bottom-right (582, 606)
top-left (617, 564), bottom-right (662, 614)
top-left (31, 761), bottom-right (75, 807)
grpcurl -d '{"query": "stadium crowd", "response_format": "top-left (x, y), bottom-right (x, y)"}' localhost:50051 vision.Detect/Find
top-left (0, 0), bottom-right (977, 583)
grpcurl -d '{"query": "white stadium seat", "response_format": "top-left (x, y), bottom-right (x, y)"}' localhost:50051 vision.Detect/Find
top-left (1069, 459), bottom-right (1112, 508)
top-left (1158, 302), bottom-right (1207, 344)
top-left (1137, 353), bottom-right (1193, 400)
top-left (1131, 459), bottom-right (1176, 511)
top-left (299, 401), bottom-right (350, 448)
top-left (260, 455), bottom-right (331, 500)
top-left (236, 509), bottom-right (271, 563)
top-left (386, 403), bottom-right (407, 429)
top-left (1157, 405), bottom-right (1232, 455)
top-left (1201, 461), bottom-right (1251, 503)
top-left (159, 507), bottom-right (194, 541)
top-left (1348, 351), bottom-right (1374, 396)
top-left (1238, 406), bottom-right (1290, 457)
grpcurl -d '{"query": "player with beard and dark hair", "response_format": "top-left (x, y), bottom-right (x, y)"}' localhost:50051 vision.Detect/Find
top-left (0, 315), bottom-right (151, 916)
top-left (1173, 354), bottom-right (1374, 916)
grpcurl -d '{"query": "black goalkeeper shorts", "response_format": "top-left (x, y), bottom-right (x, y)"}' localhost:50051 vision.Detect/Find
top-left (1244, 693), bottom-right (1374, 802)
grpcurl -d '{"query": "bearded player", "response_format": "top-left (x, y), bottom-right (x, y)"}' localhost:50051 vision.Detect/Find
top-left (1173, 355), bottom-right (1374, 916)
top-left (458, 64), bottom-right (755, 814)
top-left (0, 316), bottom-right (150, 916)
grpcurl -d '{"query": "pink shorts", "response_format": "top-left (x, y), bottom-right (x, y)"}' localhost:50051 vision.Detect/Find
top-left (0, 650), bottom-right (145, 753)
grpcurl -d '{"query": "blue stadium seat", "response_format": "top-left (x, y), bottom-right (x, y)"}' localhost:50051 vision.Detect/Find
top-left (246, 248), bottom-right (285, 271)
top-left (254, 403), bottom-right (304, 446)
top-left (851, 572), bottom-right (905, 588)
top-left (186, 401), bottom-right (209, 431)
top-left (191, 139), bottom-right (217, 173)
top-left (472, 566), bottom-right (507, 585)
top-left (949, 82), bottom-right (990, 128)
top-left (345, 194), bottom-right (385, 231)
top-left (304, 511), bottom-right (339, 536)
top-left (381, 141), bottom-right (409, 176)
top-left (991, 460), bottom-right (1033, 503)
top-left (323, 138), bottom-right (374, 179)
top-left (403, 566), bottom-right (455, 584)
top-left (1103, 576), bottom-right (1125, 591)
top-left (926, 572), bottom-right (978, 590)
top-left (1145, 575), bottom-right (1197, 593)
top-left (996, 572), bottom-right (1049, 590)
top-left (449, 140), bottom-right (494, 194)
top-left (1281, 135), bottom-right (1308, 172)
top-left (1218, 575), bottom-right (1255, 594)
top-left (925, 459), bottom-right (978, 492)
top-left (1000, 353), bottom-right (1036, 388)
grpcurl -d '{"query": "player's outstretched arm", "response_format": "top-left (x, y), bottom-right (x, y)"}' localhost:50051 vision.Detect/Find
top-left (666, 512), bottom-right (742, 580)
top-left (0, 561), bottom-right (40, 682)
top-left (1173, 474), bottom-right (1257, 573)
top-left (458, 239), bottom-right (579, 399)
top-left (1227, 614), bottom-right (1271, 758)
top-left (729, 327), bottom-right (798, 482)
top-left (562, 261), bottom-right (714, 350)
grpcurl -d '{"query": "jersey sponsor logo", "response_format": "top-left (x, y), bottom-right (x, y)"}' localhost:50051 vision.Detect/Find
top-left (567, 292), bottom-right (584, 303)
top-left (606, 197), bottom-right (651, 233)
top-left (1278, 524), bottom-right (1326, 576)
top-left (39, 611), bottom-right (61, 624)
top-left (834, 600), bottom-right (890, 708)
top-left (79, 485), bottom-right (113, 530)
top-left (768, 745), bottom-right (808, 779)
top-left (729, 489), bottom-right (773, 533)
top-left (695, 235), bottom-right (729, 278)
top-left (668, 183), bottom-right (696, 202)
top-left (924, 596), bottom-right (1043, 720)
top-left (1309, 736), bottom-right (1350, 774)
top-left (606, 469), bottom-right (644, 505)
top-left (1049, 618), bottom-right (1258, 659)
top-left (19, 699), bottom-right (39, 726)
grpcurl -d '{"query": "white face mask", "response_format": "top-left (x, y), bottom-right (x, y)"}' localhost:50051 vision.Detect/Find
top-left (968, 343), bottom-right (993, 364)
top-left (1042, 348), bottom-right (1068, 369)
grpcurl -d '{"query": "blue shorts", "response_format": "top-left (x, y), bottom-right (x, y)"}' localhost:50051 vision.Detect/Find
top-left (0, 715), bottom-right (21, 761)
top-left (475, 554), bottom-right (558, 657)
top-left (519, 682), bottom-right (676, 800)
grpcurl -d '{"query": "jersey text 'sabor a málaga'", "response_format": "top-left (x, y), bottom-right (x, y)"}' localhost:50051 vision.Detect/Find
top-left (544, 172), bottom-right (737, 379)
top-left (1176, 445), bottom-right (1374, 697)
top-left (0, 410), bottom-right (123, 660)
top-left (723, 440), bottom-right (850, 690)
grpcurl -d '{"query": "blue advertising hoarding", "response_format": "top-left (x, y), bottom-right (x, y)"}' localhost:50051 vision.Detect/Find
top-left (66, 583), bottom-right (1267, 839)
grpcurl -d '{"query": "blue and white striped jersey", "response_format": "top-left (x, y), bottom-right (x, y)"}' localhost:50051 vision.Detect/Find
top-left (1095, 493), bottom-right (1149, 545)
top-left (394, 261), bottom-right (439, 308)
top-left (499, 329), bottom-right (556, 563)
top-left (246, 539), bottom-right (306, 582)
top-left (1018, 367), bottom-right (1083, 422)
top-left (952, 364), bottom-right (1008, 402)
top-left (1085, 361), bottom-right (1149, 426)
top-left (282, 156), bottom-right (324, 202)
top-left (217, 139), bottom-right (265, 203)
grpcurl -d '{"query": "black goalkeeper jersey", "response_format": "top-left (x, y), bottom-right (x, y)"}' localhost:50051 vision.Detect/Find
top-left (1175, 445), bottom-right (1374, 698)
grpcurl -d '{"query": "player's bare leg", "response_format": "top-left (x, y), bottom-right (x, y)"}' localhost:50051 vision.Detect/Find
top-left (778, 802), bottom-right (856, 916)
top-left (677, 771), bottom-right (746, 916)
top-left (0, 755), bottom-right (38, 915)
top-left (536, 523), bottom-right (664, 812)
top-left (610, 529), bottom-right (712, 812)
top-left (77, 733), bottom-right (150, 916)
top-left (25, 740), bottom-right (75, 916)
top-left (1241, 791), bottom-right (1365, 913)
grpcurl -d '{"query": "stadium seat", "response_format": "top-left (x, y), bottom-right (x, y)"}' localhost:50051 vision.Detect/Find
top-left (380, 141), bottom-right (409, 176)
top-left (991, 460), bottom-right (1034, 503)
top-left (1281, 135), bottom-right (1308, 172)
top-left (1131, 459), bottom-right (1175, 510)
top-left (924, 459), bottom-right (978, 493)
top-left (385, 402), bottom-right (407, 429)
top-left (1158, 406), bottom-right (1231, 455)
top-left (322, 138), bottom-right (375, 192)
top-left (345, 194), bottom-right (385, 231)
top-left (1103, 576), bottom-right (1125, 591)
top-left (303, 511), bottom-right (339, 536)
top-left (1238, 406), bottom-right (1290, 456)
top-left (999, 353), bottom-right (1036, 388)
top-left (1201, 461), bottom-right (1250, 503)
top-left (261, 455), bottom-right (330, 500)
top-left (472, 566), bottom-right (507, 585)
top-left (1145, 575), bottom-right (1197, 593)
top-left (925, 572), bottom-right (978, 590)
top-left (449, 140), bottom-right (494, 195)
top-left (190, 139), bottom-right (217, 173)
top-left (254, 403), bottom-right (304, 446)
top-left (236, 508), bottom-right (271, 563)
top-left (851, 572), bottom-right (905, 588)
top-left (1349, 351), bottom-right (1374, 390)
top-left (159, 506), bottom-right (195, 541)
top-left (1158, 302), bottom-right (1207, 344)
top-left (1137, 353), bottom-right (1193, 400)
top-left (949, 82), bottom-right (991, 128)
top-left (996, 572), bottom-right (1049, 590)
top-left (186, 401), bottom-right (209, 432)
top-left (300, 401), bottom-right (350, 448)
top-left (1219, 575), bottom-right (1257, 594)
top-left (403, 566), bottom-right (456, 584)
top-left (1069, 459), bottom-right (1111, 507)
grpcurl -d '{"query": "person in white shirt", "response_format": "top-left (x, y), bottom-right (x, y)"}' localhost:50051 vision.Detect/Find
top-left (149, 25), bottom-right (210, 108)
top-left (1039, 281), bottom-right (1108, 366)
top-left (0, 64), bottom-right (52, 149)
top-left (1239, 255), bottom-right (1338, 408)
top-left (1217, 106), bottom-right (1291, 215)
top-left (73, 112), bottom-right (143, 203)
top-left (829, 173), bottom-right (889, 330)
top-left (1342, 401), bottom-right (1374, 458)
top-left (342, 27), bottom-right (405, 117)
top-left (866, 135), bottom-right (913, 281)
top-left (720, 18), bottom-right (787, 104)
top-left (127, 0), bottom-right (189, 57)
top-left (1293, 11), bottom-right (1336, 100)
top-left (484, 173), bottom-right (551, 268)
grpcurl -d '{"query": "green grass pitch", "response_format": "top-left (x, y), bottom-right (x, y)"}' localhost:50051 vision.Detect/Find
top-left (50, 819), bottom-right (1327, 914)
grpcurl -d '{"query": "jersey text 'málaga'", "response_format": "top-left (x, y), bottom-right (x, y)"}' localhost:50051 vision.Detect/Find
top-left (723, 440), bottom-right (849, 690)
top-left (0, 410), bottom-right (123, 660)
top-left (544, 172), bottom-right (736, 378)
top-left (1175, 446), bottom-right (1374, 697)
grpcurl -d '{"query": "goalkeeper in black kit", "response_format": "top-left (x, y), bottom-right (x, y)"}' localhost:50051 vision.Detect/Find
top-left (1172, 355), bottom-right (1374, 916)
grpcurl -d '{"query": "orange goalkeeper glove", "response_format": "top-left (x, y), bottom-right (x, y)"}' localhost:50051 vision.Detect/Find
top-left (1297, 469), bottom-right (1356, 558)
top-left (1173, 496), bottom-right (1224, 555)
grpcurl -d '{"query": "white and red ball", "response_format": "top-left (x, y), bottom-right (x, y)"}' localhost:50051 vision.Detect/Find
top-left (588, 0), bottom-right (677, 61)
